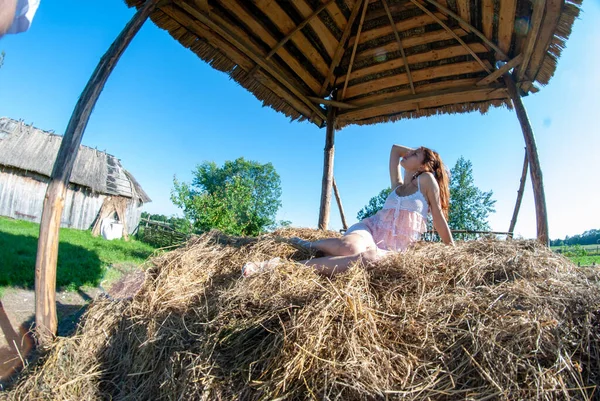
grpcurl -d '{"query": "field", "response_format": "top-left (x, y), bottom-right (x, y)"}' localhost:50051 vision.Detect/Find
top-left (551, 244), bottom-right (600, 252)
top-left (0, 217), bottom-right (156, 297)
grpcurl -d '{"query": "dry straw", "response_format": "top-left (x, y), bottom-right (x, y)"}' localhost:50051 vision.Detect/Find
top-left (3, 228), bottom-right (599, 400)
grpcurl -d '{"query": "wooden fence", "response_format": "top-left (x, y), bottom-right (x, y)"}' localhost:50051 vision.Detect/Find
top-left (137, 218), bottom-right (190, 248)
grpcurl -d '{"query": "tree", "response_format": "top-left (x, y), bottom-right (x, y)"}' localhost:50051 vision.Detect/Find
top-left (448, 157), bottom-right (496, 233)
top-left (356, 156), bottom-right (496, 239)
top-left (171, 157), bottom-right (282, 236)
top-left (357, 187), bottom-right (391, 220)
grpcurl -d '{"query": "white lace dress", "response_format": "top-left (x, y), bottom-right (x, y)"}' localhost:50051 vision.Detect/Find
top-left (346, 175), bottom-right (429, 253)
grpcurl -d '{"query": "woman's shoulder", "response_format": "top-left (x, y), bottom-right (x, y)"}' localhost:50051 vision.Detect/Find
top-left (418, 172), bottom-right (439, 190)
top-left (419, 172), bottom-right (437, 183)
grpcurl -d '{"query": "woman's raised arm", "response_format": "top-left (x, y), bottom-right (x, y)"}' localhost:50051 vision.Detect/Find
top-left (390, 144), bottom-right (414, 188)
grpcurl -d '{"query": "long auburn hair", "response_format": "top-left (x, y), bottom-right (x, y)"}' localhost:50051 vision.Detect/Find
top-left (413, 146), bottom-right (450, 220)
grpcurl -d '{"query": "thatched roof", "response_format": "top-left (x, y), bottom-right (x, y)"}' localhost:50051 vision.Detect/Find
top-left (0, 117), bottom-right (151, 203)
top-left (124, 0), bottom-right (582, 128)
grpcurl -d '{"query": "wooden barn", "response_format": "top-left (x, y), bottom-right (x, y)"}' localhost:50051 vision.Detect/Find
top-left (0, 117), bottom-right (151, 235)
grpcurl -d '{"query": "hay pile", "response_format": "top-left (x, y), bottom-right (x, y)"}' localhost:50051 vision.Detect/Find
top-left (3, 229), bottom-right (600, 400)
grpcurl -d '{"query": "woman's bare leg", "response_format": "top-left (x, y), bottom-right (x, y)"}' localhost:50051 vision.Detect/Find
top-left (298, 248), bottom-right (379, 277)
top-left (310, 234), bottom-right (370, 256)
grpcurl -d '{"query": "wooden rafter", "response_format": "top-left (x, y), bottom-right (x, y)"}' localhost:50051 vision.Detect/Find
top-left (343, 60), bottom-right (487, 99)
top-left (348, 77), bottom-right (481, 106)
top-left (497, 0), bottom-right (517, 55)
top-left (476, 54), bottom-right (523, 86)
top-left (481, 0), bottom-right (494, 41)
top-left (341, 88), bottom-right (509, 122)
top-left (160, 4), bottom-right (319, 121)
top-left (341, 0), bottom-right (369, 100)
top-left (420, 0), bottom-right (509, 61)
top-left (409, 0), bottom-right (491, 73)
top-left (319, 0), bottom-right (364, 96)
top-left (176, 1), bottom-right (327, 121)
top-left (219, 1), bottom-right (321, 93)
top-left (521, 0), bottom-right (562, 92)
top-left (516, 0), bottom-right (546, 82)
top-left (247, 0), bottom-right (336, 79)
top-left (349, 10), bottom-right (449, 46)
top-left (308, 96), bottom-right (358, 109)
top-left (382, 0), bottom-right (415, 95)
top-left (339, 83), bottom-right (502, 117)
top-left (338, 43), bottom-right (487, 84)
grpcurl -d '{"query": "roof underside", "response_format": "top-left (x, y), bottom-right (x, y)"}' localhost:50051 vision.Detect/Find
top-left (126, 0), bottom-right (581, 128)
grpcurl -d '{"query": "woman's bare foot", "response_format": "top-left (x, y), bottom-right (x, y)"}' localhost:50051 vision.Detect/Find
top-left (241, 257), bottom-right (282, 277)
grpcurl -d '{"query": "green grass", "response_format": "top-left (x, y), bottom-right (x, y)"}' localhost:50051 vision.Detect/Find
top-left (0, 216), bottom-right (157, 293)
top-left (568, 255), bottom-right (600, 266)
top-left (551, 244), bottom-right (600, 252)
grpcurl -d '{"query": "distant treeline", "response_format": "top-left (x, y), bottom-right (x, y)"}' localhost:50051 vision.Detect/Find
top-left (550, 229), bottom-right (600, 246)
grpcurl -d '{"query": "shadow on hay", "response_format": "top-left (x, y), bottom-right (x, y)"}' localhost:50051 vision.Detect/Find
top-left (93, 255), bottom-right (297, 400)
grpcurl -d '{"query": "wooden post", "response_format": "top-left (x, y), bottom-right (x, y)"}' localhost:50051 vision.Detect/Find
top-left (318, 106), bottom-right (337, 230)
top-left (504, 74), bottom-right (549, 245)
top-left (34, 0), bottom-right (157, 342)
top-left (508, 148), bottom-right (528, 238)
top-left (332, 177), bottom-right (348, 230)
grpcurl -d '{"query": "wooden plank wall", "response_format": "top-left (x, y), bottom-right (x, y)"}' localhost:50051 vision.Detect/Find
top-left (0, 167), bottom-right (143, 234)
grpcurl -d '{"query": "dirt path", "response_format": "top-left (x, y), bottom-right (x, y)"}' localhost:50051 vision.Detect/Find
top-left (0, 269), bottom-right (146, 387)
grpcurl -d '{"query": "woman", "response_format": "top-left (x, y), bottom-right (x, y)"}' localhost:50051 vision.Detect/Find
top-left (243, 144), bottom-right (455, 277)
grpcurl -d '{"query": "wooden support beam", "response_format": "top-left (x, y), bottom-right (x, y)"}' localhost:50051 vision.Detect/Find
top-left (308, 96), bottom-right (358, 109)
top-left (408, 0), bottom-right (491, 73)
top-left (382, 0), bottom-right (415, 95)
top-left (341, 0), bottom-right (369, 100)
top-left (508, 147), bottom-right (528, 238)
top-left (504, 74), bottom-right (549, 245)
top-left (34, 0), bottom-right (158, 343)
top-left (318, 106), bottom-right (337, 230)
top-left (319, 0), bottom-right (363, 96)
top-left (176, 2), bottom-right (327, 122)
top-left (421, 0), bottom-right (508, 60)
top-left (476, 53), bottom-right (523, 86)
top-left (332, 177), bottom-right (348, 230)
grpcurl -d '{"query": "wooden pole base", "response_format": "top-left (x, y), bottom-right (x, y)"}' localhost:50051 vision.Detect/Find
top-left (34, 0), bottom-right (157, 343)
top-left (504, 74), bottom-right (549, 246)
top-left (318, 106), bottom-right (337, 230)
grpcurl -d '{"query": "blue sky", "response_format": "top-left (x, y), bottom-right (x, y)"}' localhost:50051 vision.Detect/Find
top-left (0, 1), bottom-right (598, 240)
